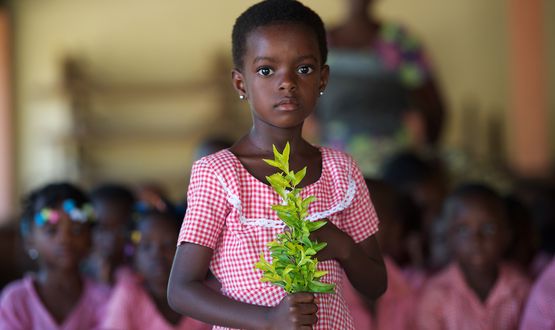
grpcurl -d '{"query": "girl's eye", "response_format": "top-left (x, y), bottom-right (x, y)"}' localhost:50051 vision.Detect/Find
top-left (455, 226), bottom-right (471, 239)
top-left (297, 65), bottom-right (314, 74)
top-left (44, 225), bottom-right (57, 236)
top-left (481, 223), bottom-right (497, 236)
top-left (71, 224), bottom-right (85, 236)
top-left (257, 67), bottom-right (274, 76)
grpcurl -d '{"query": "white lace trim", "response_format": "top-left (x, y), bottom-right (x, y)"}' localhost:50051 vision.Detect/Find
top-left (214, 165), bottom-right (356, 229)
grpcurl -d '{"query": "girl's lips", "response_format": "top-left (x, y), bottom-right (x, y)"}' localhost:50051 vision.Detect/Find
top-left (275, 99), bottom-right (299, 111)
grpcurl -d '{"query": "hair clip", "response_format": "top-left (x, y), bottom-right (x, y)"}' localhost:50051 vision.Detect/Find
top-left (34, 199), bottom-right (95, 227)
top-left (130, 230), bottom-right (142, 244)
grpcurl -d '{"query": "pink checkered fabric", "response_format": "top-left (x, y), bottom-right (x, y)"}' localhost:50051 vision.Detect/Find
top-left (178, 147), bottom-right (379, 330)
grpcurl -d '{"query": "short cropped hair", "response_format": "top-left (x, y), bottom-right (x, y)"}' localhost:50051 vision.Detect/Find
top-left (232, 0), bottom-right (327, 69)
top-left (90, 183), bottom-right (135, 208)
top-left (442, 183), bottom-right (507, 226)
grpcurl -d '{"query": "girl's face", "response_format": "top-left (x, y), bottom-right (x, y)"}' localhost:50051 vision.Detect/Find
top-left (30, 207), bottom-right (91, 271)
top-left (92, 200), bottom-right (130, 258)
top-left (233, 23), bottom-right (329, 130)
top-left (134, 217), bottom-right (177, 298)
top-left (448, 199), bottom-right (507, 273)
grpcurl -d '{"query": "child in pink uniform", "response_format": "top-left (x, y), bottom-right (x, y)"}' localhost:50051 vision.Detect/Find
top-left (417, 183), bottom-right (531, 330)
top-left (166, 1), bottom-right (387, 329)
top-left (343, 179), bottom-right (416, 330)
top-left (520, 257), bottom-right (555, 330)
top-left (84, 183), bottom-right (136, 287)
top-left (343, 257), bottom-right (414, 330)
top-left (102, 211), bottom-right (211, 330)
top-left (0, 182), bottom-right (110, 330)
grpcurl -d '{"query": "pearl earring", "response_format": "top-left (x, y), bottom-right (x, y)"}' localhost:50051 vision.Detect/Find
top-left (239, 95), bottom-right (245, 100)
top-left (319, 91), bottom-right (324, 96)
top-left (28, 248), bottom-right (39, 260)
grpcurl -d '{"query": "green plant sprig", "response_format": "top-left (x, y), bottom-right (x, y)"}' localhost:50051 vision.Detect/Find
top-left (255, 142), bottom-right (335, 294)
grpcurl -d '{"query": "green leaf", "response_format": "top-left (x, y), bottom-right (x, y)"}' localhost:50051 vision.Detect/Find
top-left (267, 173), bottom-right (290, 189)
top-left (292, 167), bottom-right (307, 186)
top-left (263, 158), bottom-right (282, 170)
top-left (301, 196), bottom-right (316, 209)
top-left (313, 270), bottom-right (328, 278)
top-left (271, 204), bottom-right (294, 213)
top-left (282, 142), bottom-right (290, 166)
top-left (272, 145), bottom-right (282, 162)
top-left (308, 220), bottom-right (327, 232)
top-left (308, 280), bottom-right (335, 293)
top-left (313, 241), bottom-right (327, 252)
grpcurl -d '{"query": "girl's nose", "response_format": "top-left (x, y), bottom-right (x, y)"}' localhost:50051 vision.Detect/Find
top-left (57, 225), bottom-right (72, 243)
top-left (279, 70), bottom-right (297, 92)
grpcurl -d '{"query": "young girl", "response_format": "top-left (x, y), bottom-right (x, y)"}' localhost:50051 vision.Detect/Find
top-left (0, 182), bottom-right (110, 329)
top-left (102, 210), bottom-right (211, 330)
top-left (416, 183), bottom-right (531, 330)
top-left (84, 183), bottom-right (136, 286)
top-left (167, 1), bottom-right (387, 329)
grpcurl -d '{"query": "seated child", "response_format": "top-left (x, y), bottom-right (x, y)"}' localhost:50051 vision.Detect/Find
top-left (342, 257), bottom-right (414, 330)
top-left (84, 183), bottom-right (136, 286)
top-left (0, 182), bottom-right (110, 330)
top-left (416, 183), bottom-right (531, 330)
top-left (381, 150), bottom-right (449, 272)
top-left (520, 257), bottom-right (555, 330)
top-left (102, 210), bottom-right (211, 330)
top-left (342, 179), bottom-right (416, 330)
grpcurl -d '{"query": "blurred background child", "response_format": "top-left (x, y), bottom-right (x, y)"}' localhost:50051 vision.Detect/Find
top-left (381, 150), bottom-right (449, 275)
top-left (520, 256), bottom-right (555, 329)
top-left (502, 195), bottom-right (539, 276)
top-left (84, 183), bottom-right (136, 286)
top-left (417, 183), bottom-right (530, 330)
top-left (102, 210), bottom-right (211, 330)
top-left (0, 182), bottom-right (109, 330)
top-left (342, 178), bottom-right (416, 329)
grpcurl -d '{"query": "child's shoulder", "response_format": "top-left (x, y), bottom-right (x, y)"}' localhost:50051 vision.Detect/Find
top-left (499, 263), bottom-right (531, 292)
top-left (320, 146), bottom-right (359, 177)
top-left (420, 263), bottom-right (464, 297)
top-left (84, 277), bottom-right (112, 302)
top-left (193, 149), bottom-right (236, 172)
top-left (107, 271), bottom-right (144, 303)
top-left (320, 145), bottom-right (354, 165)
top-left (0, 276), bottom-right (34, 307)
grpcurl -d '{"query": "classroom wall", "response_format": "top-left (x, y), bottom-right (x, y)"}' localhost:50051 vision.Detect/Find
top-left (12, 0), bottom-right (553, 203)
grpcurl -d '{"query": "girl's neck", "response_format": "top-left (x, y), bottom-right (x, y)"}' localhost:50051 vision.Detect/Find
top-left (245, 127), bottom-right (309, 156)
top-left (37, 267), bottom-right (82, 289)
top-left (460, 264), bottom-right (499, 303)
top-left (34, 267), bottom-right (84, 325)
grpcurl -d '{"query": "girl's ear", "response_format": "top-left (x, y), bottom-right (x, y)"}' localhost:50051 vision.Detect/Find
top-left (319, 65), bottom-right (330, 93)
top-left (231, 69), bottom-right (247, 98)
top-left (23, 233), bottom-right (38, 259)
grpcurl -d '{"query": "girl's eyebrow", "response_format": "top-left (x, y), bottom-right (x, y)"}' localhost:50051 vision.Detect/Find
top-left (252, 55), bottom-right (318, 65)
top-left (253, 56), bottom-right (275, 64)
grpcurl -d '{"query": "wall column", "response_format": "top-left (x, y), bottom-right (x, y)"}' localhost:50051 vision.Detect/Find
top-left (507, 0), bottom-right (549, 177)
top-left (0, 8), bottom-right (13, 224)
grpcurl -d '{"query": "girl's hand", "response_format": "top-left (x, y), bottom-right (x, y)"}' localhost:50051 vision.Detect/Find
top-left (268, 293), bottom-right (318, 330)
top-left (309, 219), bottom-right (354, 262)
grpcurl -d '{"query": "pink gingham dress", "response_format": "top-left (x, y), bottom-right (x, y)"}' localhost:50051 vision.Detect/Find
top-left (178, 147), bottom-right (379, 330)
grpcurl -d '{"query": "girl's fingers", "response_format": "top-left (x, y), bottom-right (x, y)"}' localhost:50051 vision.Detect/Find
top-left (289, 292), bottom-right (314, 303)
top-left (295, 302), bottom-right (318, 315)
top-left (296, 313), bottom-right (318, 325)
